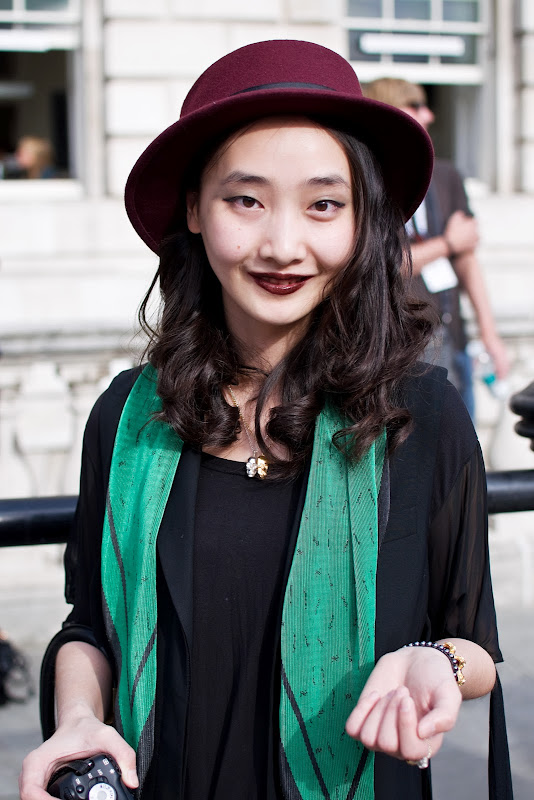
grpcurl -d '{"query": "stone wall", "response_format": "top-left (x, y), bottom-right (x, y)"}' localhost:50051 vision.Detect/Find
top-left (102, 0), bottom-right (344, 195)
top-left (517, 0), bottom-right (534, 191)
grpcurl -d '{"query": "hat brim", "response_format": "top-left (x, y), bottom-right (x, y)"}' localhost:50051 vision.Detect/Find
top-left (125, 88), bottom-right (433, 254)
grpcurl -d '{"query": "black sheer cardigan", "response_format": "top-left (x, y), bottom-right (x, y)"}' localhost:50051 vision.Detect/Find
top-left (48, 365), bottom-right (509, 800)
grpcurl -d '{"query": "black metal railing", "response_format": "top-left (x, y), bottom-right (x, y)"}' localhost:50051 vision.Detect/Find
top-left (0, 495), bottom-right (77, 547)
top-left (486, 471), bottom-right (534, 514)
top-left (0, 471), bottom-right (532, 548)
top-left (1, 382), bottom-right (533, 548)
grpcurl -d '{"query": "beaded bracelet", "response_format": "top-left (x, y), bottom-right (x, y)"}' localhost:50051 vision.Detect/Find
top-left (404, 640), bottom-right (466, 686)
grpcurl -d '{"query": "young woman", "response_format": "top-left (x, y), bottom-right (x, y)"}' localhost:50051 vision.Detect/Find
top-left (20, 40), bottom-right (506, 800)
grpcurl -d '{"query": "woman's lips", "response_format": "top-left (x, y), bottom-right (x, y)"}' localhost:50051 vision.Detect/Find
top-left (250, 273), bottom-right (310, 295)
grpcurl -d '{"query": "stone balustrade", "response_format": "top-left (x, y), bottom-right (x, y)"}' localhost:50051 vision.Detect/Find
top-left (0, 327), bottom-right (143, 499)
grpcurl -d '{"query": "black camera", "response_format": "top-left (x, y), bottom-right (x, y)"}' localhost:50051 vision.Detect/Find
top-left (47, 754), bottom-right (134, 800)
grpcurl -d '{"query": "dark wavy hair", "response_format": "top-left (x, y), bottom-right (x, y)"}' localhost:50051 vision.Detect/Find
top-left (138, 119), bottom-right (433, 479)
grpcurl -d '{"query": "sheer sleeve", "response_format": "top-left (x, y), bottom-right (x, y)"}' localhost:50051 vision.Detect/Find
top-left (427, 430), bottom-right (502, 662)
top-left (63, 393), bottom-right (109, 654)
top-left (63, 368), bottom-right (141, 655)
top-left (425, 385), bottom-right (511, 800)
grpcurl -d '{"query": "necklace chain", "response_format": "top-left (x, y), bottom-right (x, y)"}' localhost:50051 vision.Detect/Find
top-left (227, 385), bottom-right (269, 479)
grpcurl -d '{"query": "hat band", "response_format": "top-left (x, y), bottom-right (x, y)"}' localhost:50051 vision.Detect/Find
top-left (234, 81), bottom-right (336, 95)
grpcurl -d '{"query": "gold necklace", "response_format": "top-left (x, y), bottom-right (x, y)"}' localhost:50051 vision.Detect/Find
top-left (227, 385), bottom-right (269, 479)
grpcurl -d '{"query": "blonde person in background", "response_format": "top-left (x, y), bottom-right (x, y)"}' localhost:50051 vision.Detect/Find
top-left (15, 136), bottom-right (55, 179)
top-left (365, 78), bottom-right (509, 419)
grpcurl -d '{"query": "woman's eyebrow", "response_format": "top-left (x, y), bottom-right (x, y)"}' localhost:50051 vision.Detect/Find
top-left (221, 171), bottom-right (269, 186)
top-left (307, 175), bottom-right (351, 189)
top-left (219, 171), bottom-right (351, 189)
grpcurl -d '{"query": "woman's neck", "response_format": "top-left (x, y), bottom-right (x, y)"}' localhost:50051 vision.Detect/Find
top-left (229, 317), bottom-right (308, 373)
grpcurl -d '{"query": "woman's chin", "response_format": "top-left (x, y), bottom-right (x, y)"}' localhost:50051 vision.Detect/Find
top-left (232, 310), bottom-right (311, 339)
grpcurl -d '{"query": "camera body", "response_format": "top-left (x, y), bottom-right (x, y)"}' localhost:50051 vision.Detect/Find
top-left (47, 754), bottom-right (134, 800)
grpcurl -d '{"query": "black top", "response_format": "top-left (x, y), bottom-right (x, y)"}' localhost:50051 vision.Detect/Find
top-left (185, 454), bottom-right (302, 798)
top-left (64, 366), bottom-right (502, 800)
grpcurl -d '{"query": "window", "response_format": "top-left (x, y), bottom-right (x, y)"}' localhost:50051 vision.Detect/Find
top-left (443, 0), bottom-right (478, 23)
top-left (395, 0), bottom-right (431, 21)
top-left (0, 1), bottom-right (75, 13)
top-left (348, 0), bottom-right (381, 16)
top-left (26, 1), bottom-right (70, 9)
top-left (346, 0), bottom-right (484, 70)
top-left (347, 0), bottom-right (481, 20)
top-left (0, 0), bottom-right (79, 180)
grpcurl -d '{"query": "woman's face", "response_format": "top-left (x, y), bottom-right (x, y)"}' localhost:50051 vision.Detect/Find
top-left (187, 118), bottom-right (355, 347)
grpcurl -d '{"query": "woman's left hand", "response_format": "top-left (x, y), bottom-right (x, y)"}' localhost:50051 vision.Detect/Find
top-left (345, 646), bottom-right (462, 763)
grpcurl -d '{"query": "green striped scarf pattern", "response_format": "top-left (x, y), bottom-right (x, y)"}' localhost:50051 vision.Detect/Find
top-left (280, 405), bottom-right (385, 799)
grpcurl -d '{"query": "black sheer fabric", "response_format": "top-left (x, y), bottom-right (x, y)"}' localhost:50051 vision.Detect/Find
top-left (63, 368), bottom-right (502, 800)
top-left (428, 445), bottom-right (498, 652)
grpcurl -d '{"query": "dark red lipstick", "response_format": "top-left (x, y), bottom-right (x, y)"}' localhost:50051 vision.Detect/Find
top-left (250, 273), bottom-right (310, 295)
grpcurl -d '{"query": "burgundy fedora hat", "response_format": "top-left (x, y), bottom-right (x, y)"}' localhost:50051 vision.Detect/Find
top-left (125, 39), bottom-right (433, 254)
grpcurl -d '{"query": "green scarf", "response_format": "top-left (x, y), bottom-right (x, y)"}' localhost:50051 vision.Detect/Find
top-left (101, 365), bottom-right (385, 798)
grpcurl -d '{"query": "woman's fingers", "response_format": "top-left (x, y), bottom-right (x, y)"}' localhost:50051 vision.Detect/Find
top-left (19, 722), bottom-right (138, 800)
top-left (347, 689), bottom-right (447, 763)
top-left (354, 688), bottom-right (408, 753)
top-left (19, 753), bottom-right (54, 800)
top-left (114, 748), bottom-right (139, 789)
top-left (345, 647), bottom-right (462, 762)
top-left (398, 694), bottom-right (428, 760)
top-left (416, 680), bottom-right (462, 740)
top-left (19, 741), bottom-right (72, 800)
top-left (96, 728), bottom-right (138, 788)
top-left (345, 690), bottom-right (380, 738)
top-left (374, 687), bottom-right (407, 753)
top-left (357, 690), bottom-right (397, 749)
top-left (397, 695), bottom-right (444, 762)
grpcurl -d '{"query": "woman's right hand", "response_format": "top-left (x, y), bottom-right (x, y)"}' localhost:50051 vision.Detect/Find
top-left (19, 712), bottom-right (138, 800)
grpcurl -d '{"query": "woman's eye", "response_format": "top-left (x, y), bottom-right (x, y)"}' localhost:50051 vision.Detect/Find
top-left (225, 195), bottom-right (259, 209)
top-left (312, 199), bottom-right (345, 213)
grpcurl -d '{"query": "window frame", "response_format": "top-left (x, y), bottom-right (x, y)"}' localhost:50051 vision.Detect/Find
top-left (0, 0), bottom-right (80, 24)
top-left (0, 1), bottom-right (82, 186)
top-left (344, 0), bottom-right (487, 80)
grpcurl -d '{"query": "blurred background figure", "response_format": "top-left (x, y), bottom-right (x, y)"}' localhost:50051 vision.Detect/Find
top-left (13, 136), bottom-right (56, 179)
top-left (365, 78), bottom-right (509, 419)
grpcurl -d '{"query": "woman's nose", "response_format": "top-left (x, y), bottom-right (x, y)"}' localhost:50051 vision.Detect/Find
top-left (258, 211), bottom-right (306, 265)
top-left (421, 106), bottom-right (435, 126)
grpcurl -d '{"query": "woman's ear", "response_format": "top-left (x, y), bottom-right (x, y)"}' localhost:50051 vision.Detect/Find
top-left (186, 191), bottom-right (201, 234)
